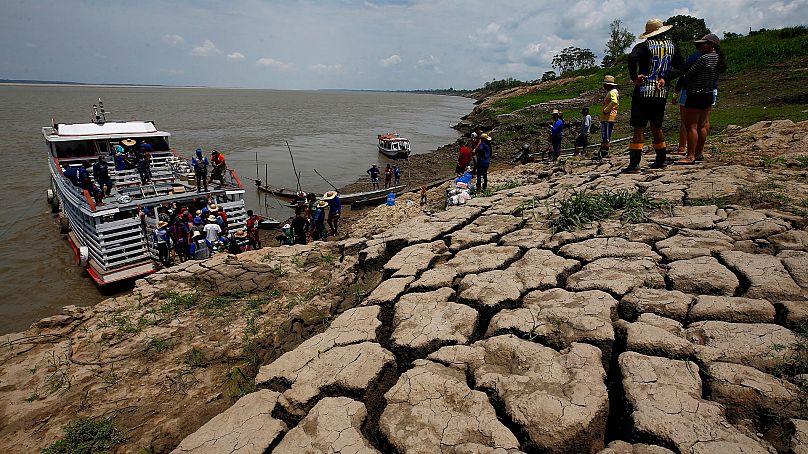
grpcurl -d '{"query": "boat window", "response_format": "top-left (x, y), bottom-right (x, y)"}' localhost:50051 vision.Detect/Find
top-left (140, 136), bottom-right (170, 152)
top-left (53, 140), bottom-right (94, 158)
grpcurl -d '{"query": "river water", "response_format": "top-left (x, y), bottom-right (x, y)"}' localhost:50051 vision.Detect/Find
top-left (0, 85), bottom-right (473, 334)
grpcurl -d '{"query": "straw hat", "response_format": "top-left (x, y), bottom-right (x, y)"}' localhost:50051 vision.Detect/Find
top-left (192, 230), bottom-right (203, 239)
top-left (480, 133), bottom-right (492, 141)
top-left (694, 33), bottom-right (720, 45)
top-left (316, 200), bottom-right (329, 208)
top-left (551, 109), bottom-right (560, 115)
top-left (234, 230), bottom-right (247, 238)
top-left (208, 203), bottom-right (219, 211)
top-left (157, 220), bottom-right (168, 229)
top-left (195, 209), bottom-right (202, 216)
top-left (121, 139), bottom-right (136, 146)
top-left (323, 191), bottom-right (338, 200)
top-left (602, 75), bottom-right (617, 86)
top-left (639, 18), bottom-right (672, 39)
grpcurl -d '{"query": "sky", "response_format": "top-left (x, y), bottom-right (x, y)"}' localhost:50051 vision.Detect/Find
top-left (1, 0), bottom-right (806, 90)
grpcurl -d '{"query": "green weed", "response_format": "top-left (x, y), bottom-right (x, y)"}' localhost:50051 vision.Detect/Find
top-left (547, 189), bottom-right (671, 233)
top-left (795, 156), bottom-right (808, 169)
top-left (185, 348), bottom-right (207, 369)
top-left (271, 264), bottom-right (287, 277)
top-left (158, 291), bottom-right (200, 315)
top-left (42, 416), bottom-right (125, 454)
top-left (145, 337), bottom-right (173, 355)
top-left (761, 156), bottom-right (787, 167)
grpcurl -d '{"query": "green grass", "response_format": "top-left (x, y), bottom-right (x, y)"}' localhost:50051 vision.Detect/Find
top-left (158, 291), bottom-right (200, 315)
top-left (42, 416), bottom-right (126, 454)
top-left (185, 348), bottom-right (207, 369)
top-left (547, 189), bottom-right (672, 233)
top-left (722, 26), bottom-right (808, 75)
top-left (708, 104), bottom-right (808, 132)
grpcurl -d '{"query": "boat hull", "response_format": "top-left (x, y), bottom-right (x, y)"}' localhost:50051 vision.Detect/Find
top-left (377, 145), bottom-right (411, 159)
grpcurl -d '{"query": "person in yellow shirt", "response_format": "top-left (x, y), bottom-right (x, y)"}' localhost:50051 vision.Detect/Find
top-left (598, 75), bottom-right (619, 158)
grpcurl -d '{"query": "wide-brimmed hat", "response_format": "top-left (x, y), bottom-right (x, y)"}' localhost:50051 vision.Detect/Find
top-left (157, 220), bottom-right (168, 229)
top-left (316, 200), bottom-right (329, 208)
top-left (480, 133), bottom-right (492, 141)
top-left (195, 209), bottom-right (202, 216)
top-left (639, 18), bottom-right (672, 39)
top-left (207, 215), bottom-right (217, 222)
top-left (234, 230), bottom-right (247, 238)
top-left (192, 230), bottom-right (203, 239)
top-left (551, 109), bottom-right (560, 116)
top-left (323, 191), bottom-right (338, 200)
top-left (694, 33), bottom-right (720, 45)
top-left (121, 139), bottom-right (136, 146)
top-left (208, 203), bottom-right (219, 211)
top-left (602, 75), bottom-right (617, 86)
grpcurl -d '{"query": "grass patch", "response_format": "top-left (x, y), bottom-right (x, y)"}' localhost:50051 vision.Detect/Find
top-left (270, 264), bottom-right (287, 277)
top-left (158, 291), bottom-right (200, 315)
top-left (547, 189), bottom-right (671, 233)
top-left (145, 337), bottom-right (173, 355)
top-left (737, 180), bottom-right (792, 207)
top-left (42, 416), bottom-right (125, 454)
top-left (184, 348), bottom-right (207, 369)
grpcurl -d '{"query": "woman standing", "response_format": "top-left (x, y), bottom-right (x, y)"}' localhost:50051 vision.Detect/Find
top-left (384, 164), bottom-right (393, 189)
top-left (676, 34), bottom-right (726, 164)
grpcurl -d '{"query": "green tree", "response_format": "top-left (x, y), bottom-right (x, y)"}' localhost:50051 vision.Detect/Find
top-left (664, 15), bottom-right (711, 47)
top-left (552, 47), bottom-right (597, 74)
top-left (541, 70), bottom-right (557, 82)
top-left (603, 19), bottom-right (635, 66)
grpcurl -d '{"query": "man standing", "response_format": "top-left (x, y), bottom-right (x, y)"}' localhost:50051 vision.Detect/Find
top-left (456, 140), bottom-right (472, 174)
top-left (574, 108), bottom-right (592, 156)
top-left (625, 18), bottom-right (684, 173)
top-left (245, 210), bottom-right (262, 249)
top-left (367, 164), bottom-right (380, 190)
top-left (393, 165), bottom-right (401, 185)
top-left (549, 110), bottom-right (564, 161)
top-left (192, 148), bottom-right (208, 192)
top-left (93, 156), bottom-right (113, 196)
top-left (210, 150), bottom-right (227, 186)
top-left (323, 191), bottom-right (342, 236)
top-left (475, 133), bottom-right (492, 191)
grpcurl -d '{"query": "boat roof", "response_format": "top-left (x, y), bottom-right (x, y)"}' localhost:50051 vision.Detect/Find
top-left (43, 121), bottom-right (171, 142)
top-left (378, 134), bottom-right (408, 141)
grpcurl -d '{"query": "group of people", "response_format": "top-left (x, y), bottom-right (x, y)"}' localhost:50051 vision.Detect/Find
top-left (150, 199), bottom-right (255, 266)
top-left (63, 157), bottom-right (113, 206)
top-left (284, 190), bottom-right (342, 245)
top-left (191, 148), bottom-right (228, 192)
top-left (366, 163), bottom-right (402, 190)
top-left (114, 139), bottom-right (153, 184)
top-left (455, 128), bottom-right (493, 192)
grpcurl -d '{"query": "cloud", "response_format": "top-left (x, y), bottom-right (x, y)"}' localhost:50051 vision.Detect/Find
top-left (415, 55), bottom-right (441, 72)
top-left (162, 34), bottom-right (185, 46)
top-left (380, 54), bottom-right (402, 67)
top-left (256, 57), bottom-right (294, 70)
top-left (309, 63), bottom-right (343, 72)
top-left (469, 22), bottom-right (511, 51)
top-left (522, 35), bottom-right (577, 67)
top-left (226, 52), bottom-right (246, 62)
top-left (191, 40), bottom-right (222, 57)
top-left (161, 69), bottom-right (184, 76)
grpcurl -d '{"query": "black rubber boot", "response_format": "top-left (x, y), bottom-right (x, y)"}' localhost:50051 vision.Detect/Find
top-left (622, 149), bottom-right (642, 173)
top-left (649, 149), bottom-right (667, 169)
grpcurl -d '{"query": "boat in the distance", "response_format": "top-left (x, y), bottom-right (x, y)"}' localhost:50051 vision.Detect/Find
top-left (377, 132), bottom-right (411, 158)
top-left (45, 99), bottom-right (248, 286)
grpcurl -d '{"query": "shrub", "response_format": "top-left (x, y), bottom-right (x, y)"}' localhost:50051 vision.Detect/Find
top-left (42, 417), bottom-right (125, 454)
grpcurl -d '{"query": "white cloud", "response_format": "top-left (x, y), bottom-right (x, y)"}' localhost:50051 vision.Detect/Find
top-left (191, 39), bottom-right (222, 57)
top-left (256, 57), bottom-right (294, 71)
top-left (162, 34), bottom-right (185, 46)
top-left (380, 54), bottom-right (402, 67)
top-left (522, 35), bottom-right (577, 67)
top-left (415, 55), bottom-right (441, 73)
top-left (226, 52), bottom-right (246, 62)
top-left (309, 63), bottom-right (343, 72)
top-left (469, 22), bottom-right (511, 51)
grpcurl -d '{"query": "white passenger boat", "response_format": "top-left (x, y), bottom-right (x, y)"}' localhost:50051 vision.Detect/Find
top-left (44, 100), bottom-right (248, 286)
top-left (377, 132), bottom-right (411, 158)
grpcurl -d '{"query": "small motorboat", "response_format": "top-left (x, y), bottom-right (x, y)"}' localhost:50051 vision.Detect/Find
top-left (377, 133), bottom-right (411, 158)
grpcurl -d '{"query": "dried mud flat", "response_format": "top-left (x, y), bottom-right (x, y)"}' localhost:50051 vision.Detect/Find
top-left (3, 120), bottom-right (808, 453)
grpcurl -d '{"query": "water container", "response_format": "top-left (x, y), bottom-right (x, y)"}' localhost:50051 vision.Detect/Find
top-left (386, 193), bottom-right (396, 206)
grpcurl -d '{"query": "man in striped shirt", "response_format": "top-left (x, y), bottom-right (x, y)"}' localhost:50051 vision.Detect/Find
top-left (624, 18), bottom-right (684, 173)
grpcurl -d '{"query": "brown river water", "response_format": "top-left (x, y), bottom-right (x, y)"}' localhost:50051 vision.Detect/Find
top-left (0, 85), bottom-right (473, 334)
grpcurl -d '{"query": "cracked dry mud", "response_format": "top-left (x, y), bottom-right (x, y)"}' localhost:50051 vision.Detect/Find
top-left (174, 142), bottom-right (808, 453)
top-left (16, 120), bottom-right (808, 453)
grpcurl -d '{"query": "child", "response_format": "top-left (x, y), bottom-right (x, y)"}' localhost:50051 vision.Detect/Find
top-left (574, 107), bottom-right (592, 156)
top-left (420, 185), bottom-right (427, 206)
top-left (599, 75), bottom-right (619, 158)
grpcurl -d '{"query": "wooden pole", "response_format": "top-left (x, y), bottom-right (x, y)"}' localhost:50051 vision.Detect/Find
top-left (313, 168), bottom-right (338, 191)
top-left (286, 140), bottom-right (301, 192)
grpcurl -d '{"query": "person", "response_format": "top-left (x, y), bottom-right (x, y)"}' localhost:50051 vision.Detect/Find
top-left (305, 193), bottom-right (317, 221)
top-left (171, 215), bottom-right (191, 262)
top-left (153, 220), bottom-right (171, 267)
top-left (115, 148), bottom-right (129, 171)
top-left (549, 110), bottom-right (564, 161)
top-left (384, 164), bottom-right (393, 189)
top-left (210, 150), bottom-right (226, 186)
top-left (93, 156), bottom-right (113, 196)
top-left (420, 185), bottom-right (427, 206)
top-left (189, 231), bottom-right (212, 260)
top-left (245, 210), bottom-right (263, 249)
top-left (192, 148), bottom-right (209, 192)
top-left (625, 18), bottom-right (684, 172)
top-left (599, 75), bottom-right (619, 159)
top-left (63, 165), bottom-right (85, 187)
top-left (203, 216), bottom-right (222, 244)
top-left (291, 206), bottom-right (309, 245)
top-left (475, 133), bottom-right (492, 191)
top-left (676, 33), bottom-right (726, 165)
top-left (574, 107), bottom-right (592, 156)
top-left (323, 191), bottom-right (341, 236)
top-left (367, 164), bottom-right (380, 190)
top-left (310, 200), bottom-right (328, 241)
top-left (393, 165), bottom-right (401, 185)
top-left (138, 142), bottom-right (153, 182)
top-left (456, 140), bottom-right (473, 174)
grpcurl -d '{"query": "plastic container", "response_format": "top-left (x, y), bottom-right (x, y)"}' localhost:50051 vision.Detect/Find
top-left (386, 193), bottom-right (396, 206)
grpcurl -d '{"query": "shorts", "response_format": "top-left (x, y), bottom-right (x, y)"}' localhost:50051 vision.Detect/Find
top-left (630, 95), bottom-right (667, 129)
top-left (575, 134), bottom-right (588, 148)
top-left (685, 92), bottom-right (713, 110)
top-left (678, 89), bottom-right (687, 107)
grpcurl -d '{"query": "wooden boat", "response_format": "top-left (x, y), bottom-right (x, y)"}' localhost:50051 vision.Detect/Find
top-left (340, 185), bottom-right (405, 204)
top-left (377, 133), bottom-right (411, 158)
top-left (258, 218), bottom-right (281, 230)
top-left (256, 184), bottom-right (301, 201)
top-left (45, 99), bottom-right (248, 286)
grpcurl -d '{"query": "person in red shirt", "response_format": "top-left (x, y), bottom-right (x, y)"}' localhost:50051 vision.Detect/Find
top-left (456, 140), bottom-right (472, 174)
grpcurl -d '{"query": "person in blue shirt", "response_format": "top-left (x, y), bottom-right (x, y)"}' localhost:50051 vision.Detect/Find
top-left (549, 110), bottom-right (564, 161)
top-left (93, 156), bottom-right (113, 196)
top-left (138, 142), bottom-right (153, 182)
top-left (324, 191), bottom-right (342, 235)
top-left (153, 220), bottom-right (172, 266)
top-left (192, 148), bottom-right (209, 192)
top-left (393, 165), bottom-right (401, 185)
top-left (310, 200), bottom-right (327, 241)
top-left (474, 133), bottom-right (492, 191)
top-left (366, 164), bottom-right (380, 190)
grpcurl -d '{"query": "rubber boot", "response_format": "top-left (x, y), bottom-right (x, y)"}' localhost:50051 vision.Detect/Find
top-left (622, 149), bottom-right (642, 173)
top-left (649, 149), bottom-right (667, 169)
